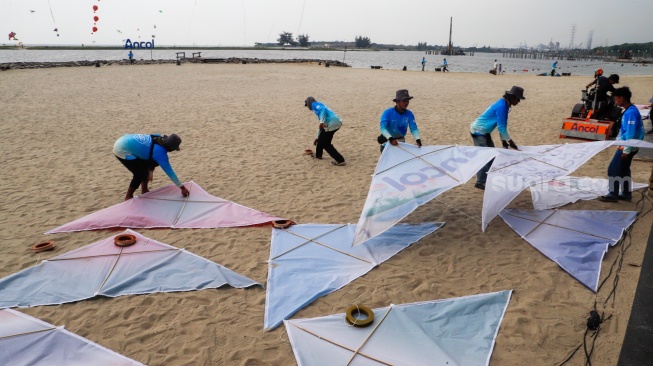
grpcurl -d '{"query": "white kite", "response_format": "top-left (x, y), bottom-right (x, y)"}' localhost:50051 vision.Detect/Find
top-left (352, 143), bottom-right (502, 246)
top-left (500, 209), bottom-right (636, 291)
top-left (1, 308), bottom-right (143, 365)
top-left (0, 230), bottom-right (260, 309)
top-left (265, 222), bottom-right (443, 330)
top-left (530, 176), bottom-right (647, 210)
top-left (284, 290), bottom-right (512, 366)
top-left (482, 140), bottom-right (653, 231)
top-left (46, 181), bottom-right (288, 234)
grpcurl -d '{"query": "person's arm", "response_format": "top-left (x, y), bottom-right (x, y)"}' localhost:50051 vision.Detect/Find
top-left (407, 112), bottom-right (421, 146)
top-left (153, 146), bottom-right (184, 187)
top-left (621, 109), bottom-right (641, 155)
top-left (380, 109), bottom-right (393, 139)
top-left (496, 101), bottom-right (511, 142)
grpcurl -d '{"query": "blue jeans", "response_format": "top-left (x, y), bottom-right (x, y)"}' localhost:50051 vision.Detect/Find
top-left (471, 133), bottom-right (495, 184)
top-left (607, 149), bottom-right (636, 198)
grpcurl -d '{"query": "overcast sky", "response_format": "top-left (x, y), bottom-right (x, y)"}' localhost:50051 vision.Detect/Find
top-left (2, 0), bottom-right (652, 48)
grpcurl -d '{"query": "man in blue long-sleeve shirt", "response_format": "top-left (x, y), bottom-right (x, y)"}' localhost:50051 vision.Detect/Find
top-left (600, 87), bottom-right (644, 202)
top-left (304, 97), bottom-right (346, 166)
top-left (113, 133), bottom-right (189, 200)
top-left (378, 89), bottom-right (422, 152)
top-left (469, 86), bottom-right (525, 190)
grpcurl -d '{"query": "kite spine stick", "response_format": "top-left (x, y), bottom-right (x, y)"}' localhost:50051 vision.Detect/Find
top-left (396, 145), bottom-right (461, 183)
top-left (0, 327), bottom-right (57, 340)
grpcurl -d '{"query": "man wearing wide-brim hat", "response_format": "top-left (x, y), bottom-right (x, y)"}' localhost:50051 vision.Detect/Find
top-left (378, 89), bottom-right (422, 152)
top-left (469, 86), bottom-right (525, 190)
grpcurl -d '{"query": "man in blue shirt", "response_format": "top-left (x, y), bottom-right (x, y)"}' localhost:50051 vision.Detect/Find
top-left (600, 87), bottom-right (644, 202)
top-left (113, 133), bottom-right (189, 200)
top-left (305, 97), bottom-right (346, 166)
top-left (469, 86), bottom-right (525, 190)
top-left (378, 89), bottom-right (422, 152)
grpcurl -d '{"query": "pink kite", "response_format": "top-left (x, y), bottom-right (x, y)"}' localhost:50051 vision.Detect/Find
top-left (46, 181), bottom-right (289, 234)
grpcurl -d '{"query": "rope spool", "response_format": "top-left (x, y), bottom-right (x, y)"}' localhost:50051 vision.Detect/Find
top-left (345, 305), bottom-right (375, 327)
top-left (273, 220), bottom-right (293, 229)
top-left (114, 234), bottom-right (137, 247)
top-left (31, 241), bottom-right (56, 253)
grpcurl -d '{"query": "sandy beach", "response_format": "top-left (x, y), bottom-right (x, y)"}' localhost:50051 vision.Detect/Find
top-left (1, 62), bottom-right (652, 365)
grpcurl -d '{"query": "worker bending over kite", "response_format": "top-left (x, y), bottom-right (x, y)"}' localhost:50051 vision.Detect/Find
top-left (378, 89), bottom-right (422, 152)
top-left (113, 134), bottom-right (189, 200)
top-left (600, 87), bottom-right (644, 202)
top-left (469, 86), bottom-right (525, 190)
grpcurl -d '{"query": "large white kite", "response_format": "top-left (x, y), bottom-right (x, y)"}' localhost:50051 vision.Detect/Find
top-left (352, 143), bottom-right (501, 246)
top-left (1, 308), bottom-right (143, 365)
top-left (530, 176), bottom-right (647, 210)
top-left (0, 229), bottom-right (260, 309)
top-left (482, 140), bottom-right (653, 231)
top-left (284, 290), bottom-right (512, 366)
top-left (46, 181), bottom-right (287, 234)
top-left (265, 222), bottom-right (443, 330)
top-left (500, 209), bottom-right (636, 291)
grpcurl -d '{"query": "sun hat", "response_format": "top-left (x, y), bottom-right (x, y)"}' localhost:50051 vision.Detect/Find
top-left (505, 86), bottom-right (526, 100)
top-left (305, 97), bottom-right (316, 110)
top-left (163, 134), bottom-right (182, 151)
top-left (393, 89), bottom-right (413, 102)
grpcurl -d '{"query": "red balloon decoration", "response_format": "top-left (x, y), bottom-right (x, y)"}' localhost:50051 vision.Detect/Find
top-left (92, 26), bottom-right (98, 33)
top-left (94, 16), bottom-right (99, 22)
top-left (93, 5), bottom-right (98, 12)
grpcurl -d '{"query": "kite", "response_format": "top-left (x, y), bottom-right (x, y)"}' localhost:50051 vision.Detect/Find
top-left (500, 209), bottom-right (636, 291)
top-left (46, 181), bottom-right (288, 234)
top-left (352, 143), bottom-right (513, 246)
top-left (285, 290), bottom-right (512, 366)
top-left (530, 176), bottom-right (647, 210)
top-left (265, 222), bottom-right (443, 330)
top-left (0, 230), bottom-right (260, 309)
top-left (8, 32), bottom-right (18, 40)
top-left (1, 308), bottom-right (144, 365)
top-left (482, 139), bottom-right (653, 231)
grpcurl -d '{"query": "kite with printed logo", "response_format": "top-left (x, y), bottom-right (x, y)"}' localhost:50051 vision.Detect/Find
top-left (482, 140), bottom-right (653, 231)
top-left (352, 143), bottom-right (516, 246)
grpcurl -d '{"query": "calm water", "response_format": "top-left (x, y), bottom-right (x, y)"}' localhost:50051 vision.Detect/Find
top-left (1, 49), bottom-right (651, 76)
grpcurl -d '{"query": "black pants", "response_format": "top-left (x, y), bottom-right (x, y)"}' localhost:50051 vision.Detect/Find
top-left (116, 156), bottom-right (158, 190)
top-left (316, 128), bottom-right (344, 163)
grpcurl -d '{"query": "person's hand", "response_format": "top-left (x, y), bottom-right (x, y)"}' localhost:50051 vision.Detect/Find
top-left (416, 139), bottom-right (422, 147)
top-left (319, 123), bottom-right (326, 129)
top-left (389, 137), bottom-right (398, 146)
top-left (508, 139), bottom-right (519, 150)
top-left (501, 140), bottom-right (510, 149)
top-left (180, 185), bottom-right (190, 197)
top-left (313, 139), bottom-right (318, 146)
top-left (620, 152), bottom-right (629, 160)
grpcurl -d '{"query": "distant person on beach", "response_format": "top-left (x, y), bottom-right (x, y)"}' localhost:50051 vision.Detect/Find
top-left (304, 97), bottom-right (346, 166)
top-left (469, 86), bottom-right (526, 190)
top-left (113, 133), bottom-right (189, 200)
top-left (646, 94), bottom-right (653, 134)
top-left (600, 87), bottom-right (644, 202)
top-left (128, 50), bottom-right (134, 64)
top-left (493, 59), bottom-right (498, 75)
top-left (378, 89), bottom-right (422, 152)
top-left (551, 61), bottom-right (558, 76)
top-left (442, 58), bottom-right (449, 72)
top-left (421, 57), bottom-right (426, 71)
top-left (498, 63), bottom-right (502, 75)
